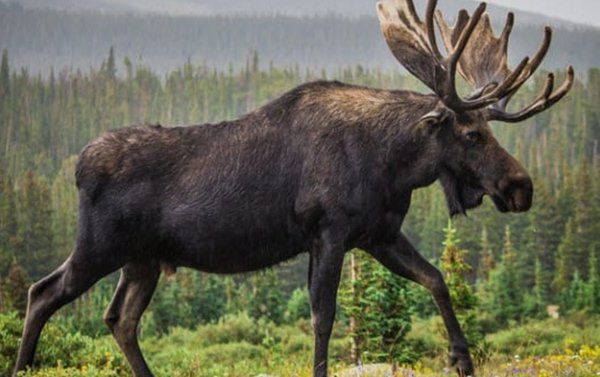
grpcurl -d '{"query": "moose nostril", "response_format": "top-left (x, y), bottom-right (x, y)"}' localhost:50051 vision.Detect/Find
top-left (505, 175), bottom-right (533, 212)
top-left (509, 173), bottom-right (532, 191)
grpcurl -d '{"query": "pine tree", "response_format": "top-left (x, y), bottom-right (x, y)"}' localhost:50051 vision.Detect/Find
top-left (523, 258), bottom-right (548, 318)
top-left (195, 274), bottom-right (227, 324)
top-left (554, 218), bottom-right (577, 292)
top-left (0, 259), bottom-right (29, 315)
top-left (482, 226), bottom-right (523, 324)
top-left (339, 250), bottom-right (415, 366)
top-left (286, 288), bottom-right (311, 322)
top-left (0, 169), bottom-right (18, 275)
top-left (477, 227), bottom-right (495, 282)
top-left (0, 49), bottom-right (9, 99)
top-left (16, 171), bottom-right (54, 279)
top-left (440, 221), bottom-right (482, 347)
top-left (586, 250), bottom-right (600, 313)
top-left (563, 270), bottom-right (587, 312)
top-left (523, 178), bottom-right (562, 290)
top-left (571, 161), bottom-right (600, 279)
top-left (248, 268), bottom-right (285, 324)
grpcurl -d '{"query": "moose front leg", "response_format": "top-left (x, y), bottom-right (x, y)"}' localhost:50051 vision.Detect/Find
top-left (308, 228), bottom-right (345, 377)
top-left (368, 234), bottom-right (474, 377)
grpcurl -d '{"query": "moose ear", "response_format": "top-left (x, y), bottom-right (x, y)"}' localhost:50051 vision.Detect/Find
top-left (412, 108), bottom-right (452, 136)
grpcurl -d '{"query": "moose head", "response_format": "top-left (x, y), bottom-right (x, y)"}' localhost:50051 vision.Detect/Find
top-left (377, 0), bottom-right (574, 216)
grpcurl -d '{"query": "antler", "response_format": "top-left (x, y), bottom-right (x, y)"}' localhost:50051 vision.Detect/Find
top-left (377, 0), bottom-right (575, 121)
top-left (435, 5), bottom-right (574, 122)
top-left (377, 0), bottom-right (488, 111)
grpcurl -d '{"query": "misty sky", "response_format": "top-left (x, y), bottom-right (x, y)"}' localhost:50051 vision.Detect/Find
top-left (16, 0), bottom-right (600, 28)
top-left (486, 0), bottom-right (600, 27)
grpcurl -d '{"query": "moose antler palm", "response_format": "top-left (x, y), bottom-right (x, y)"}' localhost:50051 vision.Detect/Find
top-left (377, 0), bottom-right (574, 120)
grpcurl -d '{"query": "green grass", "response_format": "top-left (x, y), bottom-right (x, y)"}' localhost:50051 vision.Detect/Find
top-left (3, 312), bottom-right (600, 376)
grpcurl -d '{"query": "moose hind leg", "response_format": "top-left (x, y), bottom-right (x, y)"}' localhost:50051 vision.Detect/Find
top-left (104, 261), bottom-right (160, 377)
top-left (13, 252), bottom-right (122, 376)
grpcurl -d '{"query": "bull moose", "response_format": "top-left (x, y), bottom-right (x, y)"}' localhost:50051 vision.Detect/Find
top-left (14, 0), bottom-right (573, 376)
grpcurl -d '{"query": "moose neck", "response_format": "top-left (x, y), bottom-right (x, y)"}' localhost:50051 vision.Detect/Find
top-left (258, 81), bottom-right (444, 193)
top-left (291, 82), bottom-right (443, 191)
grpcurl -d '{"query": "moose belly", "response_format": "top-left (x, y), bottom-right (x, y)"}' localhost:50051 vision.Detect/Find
top-left (160, 204), bottom-right (308, 274)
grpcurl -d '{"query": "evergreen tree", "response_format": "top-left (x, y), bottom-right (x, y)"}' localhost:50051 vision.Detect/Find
top-left (248, 269), bottom-right (285, 324)
top-left (0, 49), bottom-right (10, 101)
top-left (339, 250), bottom-right (415, 367)
top-left (570, 161), bottom-right (600, 279)
top-left (554, 218), bottom-right (577, 292)
top-left (0, 49), bottom-right (8, 99)
top-left (15, 171), bottom-right (54, 279)
top-left (477, 227), bottom-right (495, 282)
top-left (586, 250), bottom-right (600, 313)
top-left (286, 288), bottom-right (311, 322)
top-left (0, 260), bottom-right (29, 315)
top-left (523, 178), bottom-right (562, 290)
top-left (440, 221), bottom-right (483, 347)
top-left (523, 258), bottom-right (548, 318)
top-left (195, 274), bottom-right (227, 324)
top-left (0, 169), bottom-right (18, 275)
top-left (562, 270), bottom-right (587, 312)
top-left (482, 226), bottom-right (523, 324)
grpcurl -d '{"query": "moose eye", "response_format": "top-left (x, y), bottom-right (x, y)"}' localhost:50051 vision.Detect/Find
top-left (465, 131), bottom-right (481, 143)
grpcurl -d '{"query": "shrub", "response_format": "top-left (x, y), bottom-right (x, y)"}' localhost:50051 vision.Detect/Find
top-left (286, 288), bottom-right (311, 323)
top-left (0, 311), bottom-right (125, 376)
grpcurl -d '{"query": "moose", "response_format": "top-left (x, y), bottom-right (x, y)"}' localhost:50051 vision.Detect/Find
top-left (14, 0), bottom-right (573, 376)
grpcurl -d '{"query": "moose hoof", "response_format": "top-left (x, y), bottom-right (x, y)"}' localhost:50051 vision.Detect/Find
top-left (450, 350), bottom-right (474, 377)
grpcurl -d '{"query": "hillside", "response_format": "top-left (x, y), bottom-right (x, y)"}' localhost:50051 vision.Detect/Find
top-left (0, 5), bottom-right (598, 77)
top-left (12, 0), bottom-right (599, 28)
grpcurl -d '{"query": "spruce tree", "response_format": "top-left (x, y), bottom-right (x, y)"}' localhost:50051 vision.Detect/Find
top-left (339, 250), bottom-right (414, 366)
top-left (440, 221), bottom-right (482, 347)
top-left (586, 250), bottom-right (600, 313)
top-left (554, 218), bottom-right (577, 292)
top-left (483, 226), bottom-right (523, 324)
top-left (16, 171), bottom-right (54, 279)
top-left (0, 49), bottom-right (8, 99)
top-left (0, 260), bottom-right (29, 315)
top-left (477, 227), bottom-right (495, 282)
top-left (0, 169), bottom-right (18, 275)
top-left (248, 268), bottom-right (285, 324)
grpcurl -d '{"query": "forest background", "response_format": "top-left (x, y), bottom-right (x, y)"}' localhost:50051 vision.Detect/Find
top-left (1, 0), bottom-right (600, 376)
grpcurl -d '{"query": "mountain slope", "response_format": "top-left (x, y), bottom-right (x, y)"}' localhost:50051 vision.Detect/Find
top-left (14, 0), bottom-right (599, 29)
top-left (0, 5), bottom-right (598, 76)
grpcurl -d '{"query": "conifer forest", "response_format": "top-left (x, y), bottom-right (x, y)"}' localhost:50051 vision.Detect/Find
top-left (1, 3), bottom-right (600, 376)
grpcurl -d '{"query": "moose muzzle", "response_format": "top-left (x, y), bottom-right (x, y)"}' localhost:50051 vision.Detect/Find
top-left (491, 172), bottom-right (533, 213)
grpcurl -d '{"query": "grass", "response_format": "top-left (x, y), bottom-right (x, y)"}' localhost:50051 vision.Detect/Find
top-left (4, 312), bottom-right (600, 376)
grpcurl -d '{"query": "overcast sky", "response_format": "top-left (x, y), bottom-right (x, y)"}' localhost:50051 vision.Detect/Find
top-left (486, 0), bottom-right (600, 27)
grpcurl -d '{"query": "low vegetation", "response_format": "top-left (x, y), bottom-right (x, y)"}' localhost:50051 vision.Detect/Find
top-left (3, 311), bottom-right (600, 376)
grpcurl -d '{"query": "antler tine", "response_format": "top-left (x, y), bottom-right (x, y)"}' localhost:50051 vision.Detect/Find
top-left (447, 3), bottom-right (486, 68)
top-left (446, 12), bottom-right (524, 109)
top-left (487, 66), bottom-right (575, 123)
top-left (405, 0), bottom-right (422, 24)
top-left (425, 0), bottom-right (443, 60)
top-left (499, 12), bottom-right (515, 54)
top-left (498, 27), bottom-right (553, 106)
top-left (460, 56), bottom-right (530, 110)
top-left (441, 2), bottom-right (487, 109)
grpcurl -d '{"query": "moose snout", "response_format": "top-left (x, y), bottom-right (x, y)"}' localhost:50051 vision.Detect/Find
top-left (498, 173), bottom-right (533, 213)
